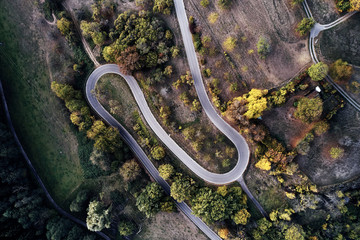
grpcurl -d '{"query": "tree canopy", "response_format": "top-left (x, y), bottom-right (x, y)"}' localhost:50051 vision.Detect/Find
top-left (329, 59), bottom-right (353, 82)
top-left (102, 11), bottom-right (175, 74)
top-left (136, 182), bottom-right (171, 217)
top-left (170, 174), bottom-right (196, 202)
top-left (296, 18), bottom-right (315, 36)
top-left (158, 164), bottom-right (174, 180)
top-left (294, 97), bottom-right (323, 123)
top-left (119, 159), bottom-right (141, 182)
top-left (308, 62), bottom-right (329, 81)
top-left (86, 200), bottom-right (111, 232)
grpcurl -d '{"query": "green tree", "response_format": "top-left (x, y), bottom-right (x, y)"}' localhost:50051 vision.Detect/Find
top-left (86, 200), bottom-right (111, 232)
top-left (118, 220), bottom-right (136, 236)
top-left (119, 159), bottom-right (141, 182)
top-left (296, 18), bottom-right (315, 36)
top-left (191, 187), bottom-right (227, 223)
top-left (158, 164), bottom-right (174, 180)
top-left (153, 0), bottom-right (174, 14)
top-left (151, 145), bottom-right (166, 160)
top-left (308, 62), bottom-right (329, 81)
top-left (57, 17), bottom-right (73, 40)
top-left (70, 190), bottom-right (89, 212)
top-left (170, 174), bottom-right (196, 202)
top-left (257, 36), bottom-right (271, 59)
top-left (136, 182), bottom-right (166, 217)
top-left (329, 59), bottom-right (353, 82)
top-left (294, 97), bottom-right (323, 123)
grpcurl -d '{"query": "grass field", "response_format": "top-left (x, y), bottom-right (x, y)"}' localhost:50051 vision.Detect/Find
top-left (0, 0), bottom-right (85, 206)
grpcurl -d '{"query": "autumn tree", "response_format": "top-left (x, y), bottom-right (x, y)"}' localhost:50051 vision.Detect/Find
top-left (350, 0), bottom-right (360, 11)
top-left (223, 36), bottom-right (237, 52)
top-left (308, 62), bottom-right (329, 81)
top-left (294, 97), bottom-right (323, 123)
top-left (158, 164), bottom-right (174, 180)
top-left (151, 145), bottom-right (166, 160)
top-left (103, 11), bottom-right (174, 71)
top-left (119, 159), bottom-right (141, 182)
top-left (86, 200), bottom-right (111, 232)
top-left (329, 59), bottom-right (353, 82)
top-left (218, 228), bottom-right (229, 239)
top-left (296, 18), bottom-right (315, 36)
top-left (170, 174), bottom-right (196, 202)
top-left (228, 89), bottom-right (268, 120)
top-left (116, 46), bottom-right (141, 75)
top-left (255, 157), bottom-right (272, 171)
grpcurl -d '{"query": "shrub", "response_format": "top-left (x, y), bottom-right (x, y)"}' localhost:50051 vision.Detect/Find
top-left (223, 37), bottom-right (237, 52)
top-left (256, 36), bottom-right (271, 59)
top-left (329, 147), bottom-right (344, 159)
top-left (208, 12), bottom-right (219, 24)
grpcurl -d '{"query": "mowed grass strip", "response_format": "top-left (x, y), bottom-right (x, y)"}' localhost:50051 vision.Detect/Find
top-left (0, 0), bottom-right (84, 206)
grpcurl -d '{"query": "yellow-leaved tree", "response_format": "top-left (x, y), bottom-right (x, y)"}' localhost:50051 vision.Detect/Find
top-left (350, 0), bottom-right (360, 11)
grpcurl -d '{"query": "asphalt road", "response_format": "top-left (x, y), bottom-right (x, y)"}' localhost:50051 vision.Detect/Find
top-left (85, 65), bottom-right (222, 240)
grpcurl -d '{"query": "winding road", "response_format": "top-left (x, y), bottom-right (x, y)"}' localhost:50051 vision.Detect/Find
top-left (303, 0), bottom-right (360, 111)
